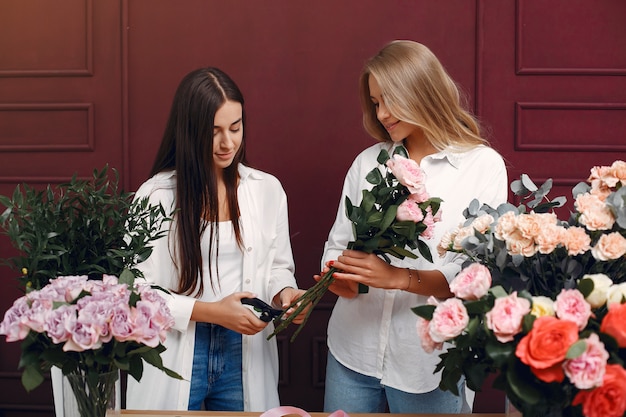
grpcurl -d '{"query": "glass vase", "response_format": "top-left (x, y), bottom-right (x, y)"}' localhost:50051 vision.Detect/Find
top-left (63, 369), bottom-right (120, 417)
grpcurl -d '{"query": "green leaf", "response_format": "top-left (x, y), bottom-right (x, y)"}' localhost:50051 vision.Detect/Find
top-left (365, 168), bottom-right (384, 185)
top-left (411, 304), bottom-right (435, 319)
top-left (376, 149), bottom-right (390, 164)
top-left (566, 340), bottom-right (587, 359)
top-left (21, 365), bottom-right (45, 392)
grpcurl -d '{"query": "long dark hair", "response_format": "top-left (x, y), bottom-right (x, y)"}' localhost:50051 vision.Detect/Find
top-left (150, 67), bottom-right (247, 296)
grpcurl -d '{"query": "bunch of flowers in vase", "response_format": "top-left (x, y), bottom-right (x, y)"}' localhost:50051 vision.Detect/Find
top-left (0, 274), bottom-right (181, 417)
top-left (0, 165), bottom-right (180, 417)
top-left (413, 160), bottom-right (626, 417)
top-left (270, 146), bottom-right (442, 341)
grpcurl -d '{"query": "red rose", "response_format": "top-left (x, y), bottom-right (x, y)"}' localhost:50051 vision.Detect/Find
top-left (573, 364), bottom-right (626, 417)
top-left (515, 316), bottom-right (578, 383)
top-left (600, 302), bottom-right (626, 347)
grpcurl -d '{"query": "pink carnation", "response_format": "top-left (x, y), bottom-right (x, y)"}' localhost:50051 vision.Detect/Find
top-left (486, 292), bottom-right (531, 343)
top-left (449, 263), bottom-right (492, 300)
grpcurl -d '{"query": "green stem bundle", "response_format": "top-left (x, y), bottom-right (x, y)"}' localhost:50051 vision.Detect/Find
top-left (267, 267), bottom-right (337, 342)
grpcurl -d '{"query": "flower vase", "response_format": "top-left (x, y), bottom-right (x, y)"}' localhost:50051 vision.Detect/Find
top-left (63, 369), bottom-right (120, 417)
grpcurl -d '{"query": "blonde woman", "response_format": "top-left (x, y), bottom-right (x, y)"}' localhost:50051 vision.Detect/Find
top-left (318, 40), bottom-right (508, 413)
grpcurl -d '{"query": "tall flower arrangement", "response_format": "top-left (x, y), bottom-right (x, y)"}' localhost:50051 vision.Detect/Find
top-left (413, 161), bottom-right (626, 417)
top-left (0, 165), bottom-right (179, 417)
top-left (270, 146), bottom-right (442, 341)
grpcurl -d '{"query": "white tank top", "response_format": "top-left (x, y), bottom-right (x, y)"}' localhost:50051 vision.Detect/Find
top-left (198, 221), bottom-right (243, 302)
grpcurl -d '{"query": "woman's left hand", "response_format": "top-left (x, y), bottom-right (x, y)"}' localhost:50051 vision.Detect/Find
top-left (275, 287), bottom-right (310, 325)
top-left (330, 249), bottom-right (405, 290)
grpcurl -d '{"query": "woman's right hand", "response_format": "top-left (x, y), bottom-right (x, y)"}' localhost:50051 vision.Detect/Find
top-left (197, 292), bottom-right (268, 335)
top-left (314, 263), bottom-right (359, 299)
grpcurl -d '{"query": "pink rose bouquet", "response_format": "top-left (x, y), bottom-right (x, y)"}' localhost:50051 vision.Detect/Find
top-left (413, 266), bottom-right (626, 417)
top-left (0, 273), bottom-right (181, 392)
top-left (413, 160), bottom-right (626, 417)
top-left (271, 146), bottom-right (442, 341)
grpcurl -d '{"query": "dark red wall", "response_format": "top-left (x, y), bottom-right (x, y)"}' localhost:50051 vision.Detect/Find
top-left (1, 1), bottom-right (625, 415)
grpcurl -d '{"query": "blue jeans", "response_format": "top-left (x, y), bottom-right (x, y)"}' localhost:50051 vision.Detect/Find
top-left (323, 351), bottom-right (464, 413)
top-left (188, 323), bottom-right (243, 411)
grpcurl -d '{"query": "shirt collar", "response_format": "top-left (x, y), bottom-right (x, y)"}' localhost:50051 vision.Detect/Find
top-left (392, 141), bottom-right (466, 169)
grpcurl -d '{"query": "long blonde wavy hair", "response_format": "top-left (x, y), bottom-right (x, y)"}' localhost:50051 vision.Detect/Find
top-left (359, 40), bottom-right (489, 151)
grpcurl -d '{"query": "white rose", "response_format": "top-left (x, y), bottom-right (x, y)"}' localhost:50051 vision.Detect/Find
top-left (581, 273), bottom-right (613, 308)
top-left (530, 296), bottom-right (555, 318)
top-left (607, 282), bottom-right (626, 306)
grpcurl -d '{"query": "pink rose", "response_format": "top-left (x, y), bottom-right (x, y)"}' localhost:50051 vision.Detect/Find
top-left (396, 199), bottom-right (424, 223)
top-left (385, 154), bottom-right (427, 195)
top-left (486, 292), bottom-right (531, 343)
top-left (64, 320), bottom-right (103, 352)
top-left (0, 297), bottom-right (32, 342)
top-left (592, 232), bottom-right (626, 261)
top-left (421, 207), bottom-right (438, 240)
top-left (416, 316), bottom-right (443, 353)
top-left (450, 263), bottom-right (492, 300)
top-left (45, 304), bottom-right (77, 344)
top-left (563, 333), bottom-right (609, 389)
top-left (554, 289), bottom-right (592, 330)
top-left (428, 298), bottom-right (469, 343)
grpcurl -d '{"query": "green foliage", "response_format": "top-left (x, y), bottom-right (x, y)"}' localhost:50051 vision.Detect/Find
top-left (0, 165), bottom-right (169, 290)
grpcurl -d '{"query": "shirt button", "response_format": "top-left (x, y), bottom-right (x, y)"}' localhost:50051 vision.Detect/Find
top-left (247, 246), bottom-right (252, 252)
top-left (245, 279), bottom-right (251, 284)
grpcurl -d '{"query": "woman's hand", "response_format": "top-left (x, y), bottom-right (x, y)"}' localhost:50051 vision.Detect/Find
top-left (195, 292), bottom-right (268, 335)
top-left (329, 250), bottom-right (405, 290)
top-left (274, 287), bottom-right (310, 325)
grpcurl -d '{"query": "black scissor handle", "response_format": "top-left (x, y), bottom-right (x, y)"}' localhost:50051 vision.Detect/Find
top-left (241, 297), bottom-right (284, 322)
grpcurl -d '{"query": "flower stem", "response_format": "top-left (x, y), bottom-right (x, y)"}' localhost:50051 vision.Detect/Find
top-left (267, 267), bottom-right (337, 342)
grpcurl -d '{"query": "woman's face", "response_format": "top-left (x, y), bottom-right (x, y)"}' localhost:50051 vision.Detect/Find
top-left (212, 100), bottom-right (243, 171)
top-left (368, 75), bottom-right (421, 143)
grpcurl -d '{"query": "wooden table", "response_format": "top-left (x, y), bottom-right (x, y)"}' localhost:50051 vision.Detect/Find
top-left (120, 410), bottom-right (504, 417)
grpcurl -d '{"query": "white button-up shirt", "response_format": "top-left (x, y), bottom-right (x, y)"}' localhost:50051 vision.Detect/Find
top-left (126, 164), bottom-right (297, 411)
top-left (323, 141), bottom-right (508, 394)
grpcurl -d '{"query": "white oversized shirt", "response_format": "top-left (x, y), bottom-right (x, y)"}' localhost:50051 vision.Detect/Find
top-left (324, 141), bottom-right (508, 394)
top-left (126, 164), bottom-right (298, 412)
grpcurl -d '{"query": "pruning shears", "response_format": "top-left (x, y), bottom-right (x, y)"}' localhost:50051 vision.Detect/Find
top-left (241, 297), bottom-right (284, 323)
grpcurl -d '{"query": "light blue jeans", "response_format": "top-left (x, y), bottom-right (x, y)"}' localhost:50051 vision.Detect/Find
top-left (188, 323), bottom-right (243, 411)
top-left (323, 352), bottom-right (464, 413)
